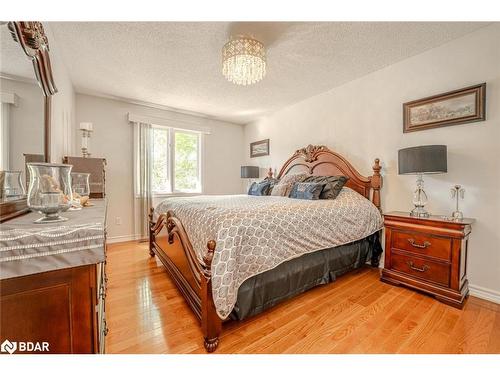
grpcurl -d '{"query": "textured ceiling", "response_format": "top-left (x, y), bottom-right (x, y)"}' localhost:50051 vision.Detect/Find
top-left (0, 25), bottom-right (36, 79)
top-left (48, 22), bottom-right (488, 124)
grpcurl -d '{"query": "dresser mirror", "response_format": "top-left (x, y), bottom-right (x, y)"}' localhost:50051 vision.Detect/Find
top-left (0, 21), bottom-right (57, 221)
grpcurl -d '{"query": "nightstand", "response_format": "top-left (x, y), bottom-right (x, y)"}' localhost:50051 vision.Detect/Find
top-left (381, 211), bottom-right (474, 309)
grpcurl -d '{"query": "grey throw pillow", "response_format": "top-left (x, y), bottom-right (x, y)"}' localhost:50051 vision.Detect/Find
top-left (289, 182), bottom-right (326, 200)
top-left (303, 175), bottom-right (348, 199)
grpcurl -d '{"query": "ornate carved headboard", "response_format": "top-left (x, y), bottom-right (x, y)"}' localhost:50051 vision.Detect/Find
top-left (275, 145), bottom-right (382, 210)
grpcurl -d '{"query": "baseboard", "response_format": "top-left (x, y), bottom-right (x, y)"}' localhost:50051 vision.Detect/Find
top-left (469, 284), bottom-right (500, 305)
top-left (107, 234), bottom-right (144, 244)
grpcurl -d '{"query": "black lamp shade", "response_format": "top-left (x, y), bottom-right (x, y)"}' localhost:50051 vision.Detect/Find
top-left (241, 166), bottom-right (259, 179)
top-left (398, 145), bottom-right (447, 175)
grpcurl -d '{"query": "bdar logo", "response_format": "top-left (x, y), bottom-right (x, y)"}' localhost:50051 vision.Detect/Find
top-left (1, 339), bottom-right (17, 354)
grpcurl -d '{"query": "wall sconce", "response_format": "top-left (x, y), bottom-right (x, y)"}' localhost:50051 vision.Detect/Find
top-left (79, 122), bottom-right (93, 158)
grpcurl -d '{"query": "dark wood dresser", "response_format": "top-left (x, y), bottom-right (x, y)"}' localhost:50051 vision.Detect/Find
top-left (381, 211), bottom-right (474, 308)
top-left (0, 201), bottom-right (108, 354)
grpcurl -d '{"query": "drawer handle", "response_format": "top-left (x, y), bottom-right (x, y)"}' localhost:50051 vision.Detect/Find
top-left (408, 239), bottom-right (431, 249)
top-left (407, 261), bottom-right (430, 273)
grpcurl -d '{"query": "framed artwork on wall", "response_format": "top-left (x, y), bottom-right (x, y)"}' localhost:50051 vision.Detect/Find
top-left (250, 139), bottom-right (270, 158)
top-left (403, 83), bottom-right (486, 133)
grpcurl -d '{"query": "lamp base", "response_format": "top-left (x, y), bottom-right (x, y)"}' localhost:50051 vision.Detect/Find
top-left (410, 206), bottom-right (430, 218)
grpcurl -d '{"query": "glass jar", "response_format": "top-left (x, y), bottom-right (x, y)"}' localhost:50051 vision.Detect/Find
top-left (0, 171), bottom-right (26, 200)
top-left (27, 163), bottom-right (73, 223)
top-left (71, 172), bottom-right (90, 207)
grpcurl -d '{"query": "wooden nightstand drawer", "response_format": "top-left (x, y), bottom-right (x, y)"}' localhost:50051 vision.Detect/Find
top-left (391, 230), bottom-right (452, 261)
top-left (391, 252), bottom-right (450, 287)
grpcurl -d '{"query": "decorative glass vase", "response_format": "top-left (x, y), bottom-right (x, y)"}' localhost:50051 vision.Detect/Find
top-left (0, 170), bottom-right (26, 200)
top-left (71, 172), bottom-right (90, 207)
top-left (27, 163), bottom-right (73, 223)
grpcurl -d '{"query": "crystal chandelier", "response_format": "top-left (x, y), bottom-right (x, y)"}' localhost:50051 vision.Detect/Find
top-left (222, 36), bottom-right (266, 85)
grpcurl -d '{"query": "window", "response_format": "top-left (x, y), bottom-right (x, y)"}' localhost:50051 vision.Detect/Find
top-left (151, 126), bottom-right (202, 194)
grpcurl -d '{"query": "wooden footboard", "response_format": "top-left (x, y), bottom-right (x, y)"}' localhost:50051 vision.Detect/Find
top-left (148, 208), bottom-right (222, 352)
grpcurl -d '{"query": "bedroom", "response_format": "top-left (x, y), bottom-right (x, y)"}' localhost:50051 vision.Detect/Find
top-left (1, 0), bottom-right (499, 372)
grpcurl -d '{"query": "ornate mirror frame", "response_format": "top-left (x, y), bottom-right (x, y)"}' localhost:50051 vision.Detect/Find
top-left (0, 21), bottom-right (58, 222)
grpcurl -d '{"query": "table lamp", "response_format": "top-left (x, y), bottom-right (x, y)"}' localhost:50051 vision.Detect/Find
top-left (241, 166), bottom-right (259, 192)
top-left (398, 145), bottom-right (447, 218)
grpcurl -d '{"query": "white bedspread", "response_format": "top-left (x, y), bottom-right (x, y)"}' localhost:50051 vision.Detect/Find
top-left (155, 188), bottom-right (383, 319)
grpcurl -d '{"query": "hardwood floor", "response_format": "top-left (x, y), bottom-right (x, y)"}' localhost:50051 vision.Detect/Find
top-left (105, 241), bottom-right (500, 354)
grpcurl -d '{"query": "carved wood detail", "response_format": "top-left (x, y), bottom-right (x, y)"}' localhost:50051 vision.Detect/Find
top-left (277, 144), bottom-right (382, 211)
top-left (1, 21), bottom-right (58, 222)
top-left (8, 22), bottom-right (57, 97)
top-left (149, 208), bottom-right (222, 351)
top-left (292, 144), bottom-right (329, 162)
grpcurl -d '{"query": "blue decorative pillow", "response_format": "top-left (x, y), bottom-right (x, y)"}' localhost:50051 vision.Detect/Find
top-left (248, 181), bottom-right (272, 196)
top-left (289, 182), bottom-right (326, 200)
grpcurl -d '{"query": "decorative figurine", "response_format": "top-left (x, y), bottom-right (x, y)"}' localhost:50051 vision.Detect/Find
top-left (450, 184), bottom-right (465, 220)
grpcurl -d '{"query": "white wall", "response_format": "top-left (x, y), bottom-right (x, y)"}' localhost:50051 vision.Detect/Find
top-left (75, 94), bottom-right (245, 241)
top-left (244, 24), bottom-right (500, 299)
top-left (1, 78), bottom-right (44, 172)
top-left (45, 24), bottom-right (76, 163)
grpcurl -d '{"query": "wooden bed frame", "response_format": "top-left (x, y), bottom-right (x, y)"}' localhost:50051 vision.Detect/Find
top-left (148, 145), bottom-right (382, 352)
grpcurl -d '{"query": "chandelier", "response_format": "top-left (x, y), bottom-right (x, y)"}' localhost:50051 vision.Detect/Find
top-left (222, 36), bottom-right (266, 85)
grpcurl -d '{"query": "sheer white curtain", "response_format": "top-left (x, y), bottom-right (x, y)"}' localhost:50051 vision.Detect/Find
top-left (133, 121), bottom-right (152, 241)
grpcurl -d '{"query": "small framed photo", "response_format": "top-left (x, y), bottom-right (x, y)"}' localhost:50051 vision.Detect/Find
top-left (250, 139), bottom-right (270, 158)
top-left (403, 83), bottom-right (486, 133)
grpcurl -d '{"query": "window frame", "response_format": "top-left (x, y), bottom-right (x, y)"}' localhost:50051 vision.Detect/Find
top-left (151, 125), bottom-right (203, 197)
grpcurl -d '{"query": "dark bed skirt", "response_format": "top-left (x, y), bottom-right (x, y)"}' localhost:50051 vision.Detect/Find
top-left (230, 232), bottom-right (382, 321)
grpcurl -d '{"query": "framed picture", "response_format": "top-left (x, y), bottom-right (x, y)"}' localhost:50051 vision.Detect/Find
top-left (403, 83), bottom-right (486, 133)
top-left (250, 139), bottom-right (270, 158)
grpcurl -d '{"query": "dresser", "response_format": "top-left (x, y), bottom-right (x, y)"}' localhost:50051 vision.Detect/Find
top-left (381, 211), bottom-right (474, 308)
top-left (63, 156), bottom-right (107, 198)
top-left (0, 201), bottom-right (108, 354)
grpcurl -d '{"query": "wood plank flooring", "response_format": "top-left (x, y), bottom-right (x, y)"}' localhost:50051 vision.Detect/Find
top-left (105, 241), bottom-right (500, 354)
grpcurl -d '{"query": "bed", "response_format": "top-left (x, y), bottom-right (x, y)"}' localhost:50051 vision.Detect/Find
top-left (148, 144), bottom-right (383, 352)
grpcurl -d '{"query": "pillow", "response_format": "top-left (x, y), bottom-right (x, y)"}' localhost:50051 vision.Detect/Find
top-left (270, 184), bottom-right (288, 197)
top-left (289, 182), bottom-right (326, 200)
top-left (248, 180), bottom-right (272, 196)
top-left (303, 175), bottom-right (349, 199)
top-left (270, 172), bottom-right (309, 196)
top-left (264, 177), bottom-right (280, 192)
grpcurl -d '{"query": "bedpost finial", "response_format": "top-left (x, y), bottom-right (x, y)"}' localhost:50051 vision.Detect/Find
top-left (203, 240), bottom-right (217, 274)
top-left (371, 158), bottom-right (382, 211)
top-left (207, 240), bottom-right (216, 252)
top-left (373, 158), bottom-right (381, 175)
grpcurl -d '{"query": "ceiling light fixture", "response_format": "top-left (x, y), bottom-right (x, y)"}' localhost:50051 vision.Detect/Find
top-left (222, 36), bottom-right (266, 86)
